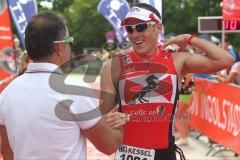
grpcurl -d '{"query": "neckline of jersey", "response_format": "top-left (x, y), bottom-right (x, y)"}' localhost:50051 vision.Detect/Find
top-left (133, 46), bottom-right (162, 61)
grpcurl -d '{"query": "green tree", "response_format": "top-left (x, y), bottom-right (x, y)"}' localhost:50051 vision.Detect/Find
top-left (163, 0), bottom-right (239, 50)
top-left (65, 0), bottom-right (111, 54)
top-left (36, 0), bottom-right (240, 52)
top-left (163, 0), bottom-right (222, 34)
top-left (37, 0), bottom-right (113, 54)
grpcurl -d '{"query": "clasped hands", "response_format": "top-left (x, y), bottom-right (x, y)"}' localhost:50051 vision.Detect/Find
top-left (103, 105), bottom-right (130, 129)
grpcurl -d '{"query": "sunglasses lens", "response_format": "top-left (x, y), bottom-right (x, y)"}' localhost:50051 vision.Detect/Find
top-left (125, 23), bottom-right (149, 34)
top-left (125, 26), bottom-right (134, 33)
top-left (135, 23), bottom-right (148, 32)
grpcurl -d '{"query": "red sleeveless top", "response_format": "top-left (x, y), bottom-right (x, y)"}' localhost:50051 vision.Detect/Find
top-left (117, 47), bottom-right (179, 149)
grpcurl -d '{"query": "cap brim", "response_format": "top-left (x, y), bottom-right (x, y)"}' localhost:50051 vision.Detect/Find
top-left (121, 16), bottom-right (150, 26)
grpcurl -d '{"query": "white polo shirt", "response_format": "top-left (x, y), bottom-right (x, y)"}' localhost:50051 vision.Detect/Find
top-left (0, 63), bottom-right (101, 159)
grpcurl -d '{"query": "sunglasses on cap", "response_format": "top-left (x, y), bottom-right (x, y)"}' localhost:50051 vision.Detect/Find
top-left (53, 36), bottom-right (74, 46)
top-left (124, 21), bottom-right (156, 34)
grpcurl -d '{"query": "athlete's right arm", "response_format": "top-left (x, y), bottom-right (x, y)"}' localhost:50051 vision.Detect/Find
top-left (83, 57), bottom-right (123, 155)
top-left (100, 58), bottom-right (120, 114)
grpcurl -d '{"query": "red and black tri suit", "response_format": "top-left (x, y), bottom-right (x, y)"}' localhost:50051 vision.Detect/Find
top-left (117, 47), bottom-right (183, 160)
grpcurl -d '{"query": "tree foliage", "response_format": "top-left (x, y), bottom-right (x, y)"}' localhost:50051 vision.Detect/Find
top-left (64, 0), bottom-right (112, 54)
top-left (37, 0), bottom-right (240, 52)
top-left (163, 0), bottom-right (222, 34)
top-left (38, 0), bottom-right (112, 54)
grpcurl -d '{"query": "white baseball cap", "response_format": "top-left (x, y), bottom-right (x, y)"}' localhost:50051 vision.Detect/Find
top-left (121, 6), bottom-right (161, 26)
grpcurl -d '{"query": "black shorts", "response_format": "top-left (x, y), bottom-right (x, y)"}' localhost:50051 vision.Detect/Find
top-left (154, 145), bottom-right (176, 160)
top-left (153, 137), bottom-right (185, 160)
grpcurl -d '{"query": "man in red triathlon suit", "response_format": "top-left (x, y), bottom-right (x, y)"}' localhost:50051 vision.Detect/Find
top-left (100, 3), bottom-right (233, 160)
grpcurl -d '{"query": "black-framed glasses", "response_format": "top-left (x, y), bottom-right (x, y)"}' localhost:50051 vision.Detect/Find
top-left (124, 21), bottom-right (156, 34)
top-left (53, 36), bottom-right (74, 46)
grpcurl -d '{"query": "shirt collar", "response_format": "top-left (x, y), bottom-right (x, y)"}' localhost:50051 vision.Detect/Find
top-left (26, 63), bottom-right (63, 75)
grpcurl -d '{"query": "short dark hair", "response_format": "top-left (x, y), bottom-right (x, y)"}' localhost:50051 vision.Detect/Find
top-left (25, 12), bottom-right (67, 61)
top-left (134, 3), bottom-right (162, 21)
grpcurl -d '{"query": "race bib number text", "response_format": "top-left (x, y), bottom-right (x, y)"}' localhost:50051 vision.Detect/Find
top-left (115, 145), bottom-right (155, 160)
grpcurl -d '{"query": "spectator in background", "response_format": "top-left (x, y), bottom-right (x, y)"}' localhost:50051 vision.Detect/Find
top-left (13, 37), bottom-right (24, 69)
top-left (0, 52), bottom-right (31, 93)
top-left (215, 37), bottom-right (240, 85)
top-left (224, 36), bottom-right (239, 62)
top-left (216, 61), bottom-right (240, 85)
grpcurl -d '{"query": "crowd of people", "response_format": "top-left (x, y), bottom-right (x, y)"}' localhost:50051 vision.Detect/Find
top-left (0, 2), bottom-right (238, 160)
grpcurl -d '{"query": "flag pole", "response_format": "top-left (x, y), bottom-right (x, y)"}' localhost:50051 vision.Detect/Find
top-left (221, 16), bottom-right (225, 49)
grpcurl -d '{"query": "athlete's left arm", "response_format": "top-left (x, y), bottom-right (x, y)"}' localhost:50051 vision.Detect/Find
top-left (162, 34), bottom-right (234, 74)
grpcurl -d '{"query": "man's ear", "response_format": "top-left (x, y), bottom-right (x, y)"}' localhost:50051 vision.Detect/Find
top-left (54, 43), bottom-right (64, 57)
top-left (155, 23), bottom-right (162, 34)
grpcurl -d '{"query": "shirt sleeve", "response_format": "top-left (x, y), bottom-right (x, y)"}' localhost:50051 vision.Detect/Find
top-left (69, 95), bottom-right (102, 130)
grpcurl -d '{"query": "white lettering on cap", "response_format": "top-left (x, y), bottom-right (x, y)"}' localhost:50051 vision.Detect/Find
top-left (130, 7), bottom-right (141, 13)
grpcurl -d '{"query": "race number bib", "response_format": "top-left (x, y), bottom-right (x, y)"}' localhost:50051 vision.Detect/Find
top-left (115, 145), bottom-right (155, 160)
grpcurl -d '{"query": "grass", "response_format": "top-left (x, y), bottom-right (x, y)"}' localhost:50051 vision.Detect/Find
top-left (179, 94), bottom-right (191, 104)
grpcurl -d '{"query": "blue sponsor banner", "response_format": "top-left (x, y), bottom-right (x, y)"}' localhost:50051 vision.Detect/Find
top-left (8, 0), bottom-right (38, 47)
top-left (98, 0), bottom-right (130, 43)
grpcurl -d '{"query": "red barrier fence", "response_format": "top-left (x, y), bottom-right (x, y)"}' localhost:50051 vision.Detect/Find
top-left (189, 78), bottom-right (240, 154)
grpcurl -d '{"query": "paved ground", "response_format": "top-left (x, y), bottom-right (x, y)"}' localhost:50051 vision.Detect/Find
top-left (176, 132), bottom-right (240, 160)
top-left (86, 131), bottom-right (240, 160)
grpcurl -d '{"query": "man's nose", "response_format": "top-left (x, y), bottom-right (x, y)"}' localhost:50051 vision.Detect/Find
top-left (130, 28), bottom-right (139, 37)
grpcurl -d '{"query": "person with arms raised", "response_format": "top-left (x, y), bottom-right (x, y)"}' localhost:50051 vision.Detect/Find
top-left (100, 3), bottom-right (233, 160)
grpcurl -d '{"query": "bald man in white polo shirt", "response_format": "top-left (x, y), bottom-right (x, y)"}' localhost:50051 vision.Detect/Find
top-left (0, 12), bottom-right (128, 159)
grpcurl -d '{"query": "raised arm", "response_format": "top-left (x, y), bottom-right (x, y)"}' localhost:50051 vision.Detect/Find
top-left (162, 34), bottom-right (234, 75)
